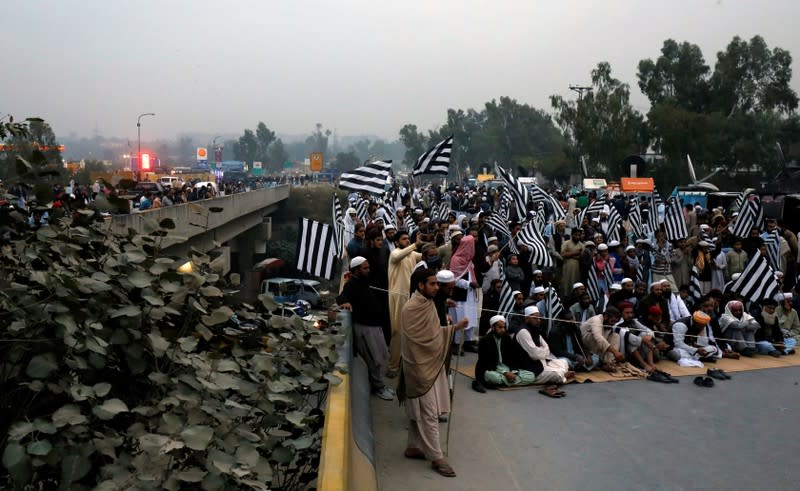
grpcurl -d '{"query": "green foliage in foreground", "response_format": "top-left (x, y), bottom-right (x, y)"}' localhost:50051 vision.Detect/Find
top-left (1, 119), bottom-right (345, 490)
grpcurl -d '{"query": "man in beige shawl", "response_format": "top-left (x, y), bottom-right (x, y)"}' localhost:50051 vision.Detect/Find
top-left (399, 268), bottom-right (468, 478)
top-left (386, 231), bottom-right (423, 377)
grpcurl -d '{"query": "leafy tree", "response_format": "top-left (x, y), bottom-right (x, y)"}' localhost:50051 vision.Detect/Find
top-left (0, 117), bottom-right (62, 181)
top-left (551, 62), bottom-right (646, 177)
top-left (398, 124), bottom-right (426, 169)
top-left (266, 139), bottom-right (288, 171)
top-left (710, 35), bottom-right (798, 116)
top-left (305, 123), bottom-right (330, 155)
top-left (333, 151), bottom-right (361, 171)
top-left (637, 39), bottom-right (710, 112)
top-left (233, 129), bottom-right (258, 163)
top-left (255, 122), bottom-right (277, 161)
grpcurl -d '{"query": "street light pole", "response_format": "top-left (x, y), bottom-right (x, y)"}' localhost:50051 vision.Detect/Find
top-left (568, 85), bottom-right (592, 178)
top-left (137, 112), bottom-right (155, 182)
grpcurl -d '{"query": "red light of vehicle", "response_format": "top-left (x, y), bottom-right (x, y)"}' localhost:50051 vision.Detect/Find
top-left (141, 153), bottom-right (151, 171)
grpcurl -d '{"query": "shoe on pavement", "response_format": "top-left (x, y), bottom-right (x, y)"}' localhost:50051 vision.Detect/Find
top-left (471, 380), bottom-right (487, 393)
top-left (373, 386), bottom-right (394, 401)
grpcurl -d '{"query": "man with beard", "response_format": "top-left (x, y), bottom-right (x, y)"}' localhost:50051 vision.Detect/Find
top-left (614, 302), bottom-right (677, 381)
top-left (475, 316), bottom-right (536, 389)
top-left (506, 290), bottom-right (526, 335)
top-left (515, 306), bottom-right (574, 390)
top-left (661, 279), bottom-right (690, 323)
top-left (399, 268), bottom-right (468, 478)
top-left (569, 292), bottom-right (596, 324)
top-left (336, 257), bottom-right (394, 401)
top-left (671, 310), bottom-right (722, 361)
top-left (579, 307), bottom-right (625, 370)
top-left (636, 282), bottom-right (669, 322)
top-left (386, 230), bottom-right (424, 378)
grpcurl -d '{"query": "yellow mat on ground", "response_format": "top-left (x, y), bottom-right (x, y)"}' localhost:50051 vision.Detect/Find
top-left (455, 354), bottom-right (800, 387)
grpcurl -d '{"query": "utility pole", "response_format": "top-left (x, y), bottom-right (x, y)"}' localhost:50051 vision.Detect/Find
top-left (569, 85), bottom-right (592, 179)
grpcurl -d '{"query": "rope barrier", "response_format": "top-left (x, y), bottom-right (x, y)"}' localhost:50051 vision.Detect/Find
top-left (348, 283), bottom-right (796, 349)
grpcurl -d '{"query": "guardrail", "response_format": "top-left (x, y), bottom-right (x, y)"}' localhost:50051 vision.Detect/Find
top-left (318, 311), bottom-right (377, 491)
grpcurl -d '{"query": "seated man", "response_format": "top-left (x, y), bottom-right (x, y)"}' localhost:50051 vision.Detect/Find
top-left (579, 307), bottom-right (625, 370)
top-left (752, 298), bottom-right (787, 357)
top-left (614, 301), bottom-right (658, 373)
top-left (474, 315), bottom-right (536, 390)
top-left (719, 300), bottom-right (759, 357)
top-left (671, 311), bottom-right (721, 362)
top-left (546, 311), bottom-right (597, 371)
top-left (515, 306), bottom-right (574, 385)
top-left (570, 292), bottom-right (596, 324)
top-left (506, 290), bottom-right (526, 334)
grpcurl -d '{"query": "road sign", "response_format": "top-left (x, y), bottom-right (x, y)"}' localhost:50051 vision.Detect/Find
top-left (284, 161), bottom-right (293, 170)
top-left (310, 152), bottom-right (324, 172)
top-left (196, 147), bottom-right (208, 161)
top-left (252, 161), bottom-right (263, 176)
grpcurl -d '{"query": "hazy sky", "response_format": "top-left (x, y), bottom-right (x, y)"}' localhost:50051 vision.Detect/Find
top-left (4, 0), bottom-right (799, 142)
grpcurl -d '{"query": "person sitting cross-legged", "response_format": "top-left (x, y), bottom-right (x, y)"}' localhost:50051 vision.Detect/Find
top-left (474, 315), bottom-right (537, 390)
top-left (579, 307), bottom-right (625, 371)
top-left (670, 311), bottom-right (722, 362)
top-left (515, 306), bottom-right (575, 389)
top-left (719, 300), bottom-right (759, 357)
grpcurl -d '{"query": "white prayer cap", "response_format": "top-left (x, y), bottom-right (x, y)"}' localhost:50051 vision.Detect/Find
top-left (625, 245), bottom-right (636, 252)
top-left (784, 292), bottom-right (793, 299)
top-left (649, 281), bottom-right (661, 290)
top-left (608, 240), bottom-right (620, 248)
top-left (448, 224), bottom-right (462, 231)
top-left (610, 283), bottom-right (622, 291)
top-left (487, 236), bottom-right (498, 242)
top-left (775, 271), bottom-right (785, 278)
top-left (584, 241), bottom-right (596, 247)
top-left (490, 315), bottom-right (506, 327)
top-left (601, 205), bottom-right (610, 214)
top-left (349, 256), bottom-right (367, 269)
top-left (384, 223), bottom-right (396, 231)
top-left (732, 212), bottom-right (739, 217)
top-left (572, 282), bottom-right (585, 290)
top-left (532, 286), bottom-right (545, 294)
top-left (487, 245), bottom-right (499, 253)
top-left (414, 208), bottom-right (423, 215)
top-left (436, 270), bottom-right (455, 283)
top-left (700, 224), bottom-right (711, 230)
top-left (731, 273), bottom-right (741, 281)
top-left (422, 217), bottom-right (430, 223)
top-left (597, 243), bottom-right (608, 251)
top-left (533, 269), bottom-right (542, 275)
top-left (621, 277), bottom-right (634, 285)
top-left (524, 306), bottom-right (539, 316)
top-left (346, 207), bottom-right (357, 214)
top-left (592, 217), bottom-right (600, 223)
top-left (511, 290), bottom-right (522, 297)
top-left (450, 230), bottom-right (463, 238)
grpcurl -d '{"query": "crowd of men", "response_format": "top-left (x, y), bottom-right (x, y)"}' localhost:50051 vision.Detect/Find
top-left (334, 180), bottom-right (800, 478)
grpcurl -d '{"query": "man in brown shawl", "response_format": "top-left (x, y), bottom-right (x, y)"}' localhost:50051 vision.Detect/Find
top-left (398, 268), bottom-right (468, 478)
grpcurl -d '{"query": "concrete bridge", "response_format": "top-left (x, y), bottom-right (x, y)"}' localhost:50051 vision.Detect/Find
top-left (110, 184), bottom-right (289, 271)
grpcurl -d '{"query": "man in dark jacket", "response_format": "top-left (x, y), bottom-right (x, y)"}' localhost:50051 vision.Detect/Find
top-left (474, 315), bottom-right (535, 391)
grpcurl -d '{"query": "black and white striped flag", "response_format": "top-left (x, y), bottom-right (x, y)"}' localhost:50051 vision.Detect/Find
top-left (296, 218), bottom-right (337, 280)
top-left (544, 287), bottom-right (564, 320)
top-left (531, 184), bottom-right (566, 222)
top-left (663, 198), bottom-right (688, 241)
top-left (605, 205), bottom-right (623, 243)
top-left (332, 195), bottom-right (344, 258)
top-left (413, 135), bottom-right (453, 176)
top-left (586, 267), bottom-right (602, 304)
top-left (404, 214), bottom-right (418, 236)
top-left (603, 261), bottom-right (614, 291)
top-left (495, 164), bottom-right (529, 221)
top-left (498, 281), bottom-right (516, 317)
top-left (355, 198), bottom-right (369, 225)
top-left (731, 194), bottom-right (763, 239)
top-left (339, 160), bottom-right (392, 195)
top-left (729, 253), bottom-right (781, 301)
top-left (517, 219), bottom-right (552, 268)
top-left (487, 212), bottom-right (512, 241)
top-left (689, 265), bottom-right (703, 309)
top-left (763, 230), bottom-right (781, 271)
top-left (628, 199), bottom-right (643, 238)
top-left (578, 199), bottom-right (605, 228)
top-left (648, 191), bottom-right (661, 234)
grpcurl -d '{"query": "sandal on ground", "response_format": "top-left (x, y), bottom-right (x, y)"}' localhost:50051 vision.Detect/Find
top-left (432, 461), bottom-right (456, 477)
top-left (693, 376), bottom-right (714, 387)
top-left (539, 386), bottom-right (564, 398)
top-left (404, 448), bottom-right (426, 460)
top-left (717, 369), bottom-right (732, 379)
top-left (707, 369), bottom-right (727, 381)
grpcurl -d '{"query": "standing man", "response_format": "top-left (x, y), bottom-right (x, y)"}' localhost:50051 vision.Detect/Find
top-left (399, 268), bottom-right (468, 478)
top-left (560, 229), bottom-right (584, 297)
top-left (336, 257), bottom-right (394, 401)
top-left (387, 230), bottom-right (423, 378)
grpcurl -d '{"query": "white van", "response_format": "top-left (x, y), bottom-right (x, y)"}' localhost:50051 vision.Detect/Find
top-left (159, 176), bottom-right (182, 188)
top-left (259, 278), bottom-right (324, 307)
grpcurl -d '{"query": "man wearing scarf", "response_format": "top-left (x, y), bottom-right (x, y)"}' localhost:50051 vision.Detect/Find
top-left (399, 268), bottom-right (468, 478)
top-left (515, 306), bottom-right (574, 384)
top-left (719, 300), bottom-right (760, 357)
top-left (475, 316), bottom-right (536, 388)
